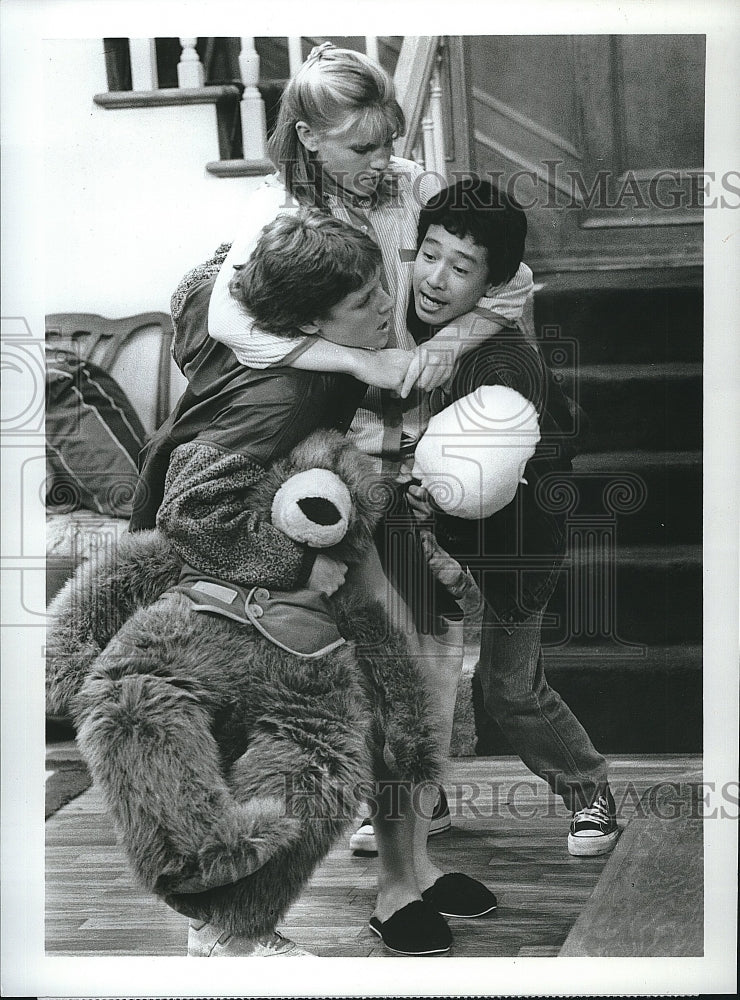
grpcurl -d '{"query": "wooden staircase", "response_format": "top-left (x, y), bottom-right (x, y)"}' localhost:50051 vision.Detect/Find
top-left (472, 274), bottom-right (703, 755)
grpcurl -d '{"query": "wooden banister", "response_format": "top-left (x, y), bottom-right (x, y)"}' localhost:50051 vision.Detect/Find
top-left (393, 36), bottom-right (442, 161)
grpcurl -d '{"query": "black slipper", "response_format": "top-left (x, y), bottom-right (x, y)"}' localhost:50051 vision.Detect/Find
top-left (421, 872), bottom-right (498, 918)
top-left (369, 899), bottom-right (452, 955)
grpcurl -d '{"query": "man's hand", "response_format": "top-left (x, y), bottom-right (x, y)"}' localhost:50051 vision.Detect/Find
top-left (352, 348), bottom-right (414, 392)
top-left (400, 342), bottom-right (458, 398)
top-left (306, 554), bottom-right (347, 595)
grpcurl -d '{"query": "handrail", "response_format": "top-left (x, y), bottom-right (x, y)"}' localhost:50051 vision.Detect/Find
top-left (98, 37), bottom-right (410, 174)
top-left (393, 37), bottom-right (442, 161)
top-left (393, 37), bottom-right (449, 180)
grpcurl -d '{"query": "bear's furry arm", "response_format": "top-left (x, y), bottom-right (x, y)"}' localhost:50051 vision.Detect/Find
top-left (157, 441), bottom-right (316, 588)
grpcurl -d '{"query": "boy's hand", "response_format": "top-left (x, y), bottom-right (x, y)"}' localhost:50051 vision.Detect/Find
top-left (406, 482), bottom-right (434, 521)
top-left (306, 554), bottom-right (347, 595)
top-left (401, 311), bottom-right (510, 398)
top-left (352, 348), bottom-right (414, 391)
top-left (400, 342), bottom-right (458, 398)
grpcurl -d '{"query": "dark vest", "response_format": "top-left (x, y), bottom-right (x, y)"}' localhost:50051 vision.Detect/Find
top-left (433, 327), bottom-right (578, 624)
top-left (130, 277), bottom-right (367, 532)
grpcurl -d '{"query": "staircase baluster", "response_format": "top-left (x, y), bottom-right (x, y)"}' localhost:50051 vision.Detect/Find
top-left (288, 37), bottom-right (303, 76)
top-left (177, 38), bottom-right (205, 88)
top-left (429, 54), bottom-right (447, 181)
top-left (128, 39), bottom-right (158, 91)
top-left (421, 109), bottom-right (436, 176)
top-left (239, 37), bottom-right (269, 161)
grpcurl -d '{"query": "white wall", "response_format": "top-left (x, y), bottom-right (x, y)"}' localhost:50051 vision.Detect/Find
top-left (43, 38), bottom-right (265, 316)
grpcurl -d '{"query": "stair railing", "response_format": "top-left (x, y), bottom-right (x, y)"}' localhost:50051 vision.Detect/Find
top-left (238, 37), bottom-right (269, 161)
top-left (177, 38), bottom-right (205, 88)
top-left (393, 36), bottom-right (449, 181)
top-left (236, 36), bottom-right (382, 165)
top-left (127, 39), bottom-right (159, 90)
top-left (102, 37), bottom-right (390, 171)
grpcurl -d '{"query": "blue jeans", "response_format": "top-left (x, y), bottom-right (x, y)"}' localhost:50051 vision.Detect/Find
top-left (477, 606), bottom-right (609, 813)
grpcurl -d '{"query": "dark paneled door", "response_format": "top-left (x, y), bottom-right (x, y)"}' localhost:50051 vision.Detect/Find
top-left (467, 35), bottom-right (705, 276)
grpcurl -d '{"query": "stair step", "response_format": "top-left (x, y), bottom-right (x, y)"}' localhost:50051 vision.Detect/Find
top-left (568, 451), bottom-right (702, 544)
top-left (534, 284), bottom-right (702, 366)
top-left (542, 544), bottom-right (702, 647)
top-left (575, 450), bottom-right (702, 469)
top-left (560, 363), bottom-right (703, 452)
top-left (541, 641), bottom-right (702, 668)
top-left (470, 644), bottom-right (702, 755)
top-left (570, 361), bottom-right (703, 381)
top-left (577, 542), bottom-right (701, 564)
top-left (463, 543), bottom-right (702, 646)
top-left (465, 641), bottom-right (702, 670)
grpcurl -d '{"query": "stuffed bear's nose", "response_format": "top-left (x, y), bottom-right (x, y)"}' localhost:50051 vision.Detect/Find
top-left (297, 497), bottom-right (342, 526)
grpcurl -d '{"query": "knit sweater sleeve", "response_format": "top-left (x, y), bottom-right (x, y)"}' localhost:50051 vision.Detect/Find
top-left (156, 441), bottom-right (315, 589)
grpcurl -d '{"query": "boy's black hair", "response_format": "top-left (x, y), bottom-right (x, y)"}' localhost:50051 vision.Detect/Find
top-left (407, 175), bottom-right (527, 345)
top-left (416, 175), bottom-right (527, 287)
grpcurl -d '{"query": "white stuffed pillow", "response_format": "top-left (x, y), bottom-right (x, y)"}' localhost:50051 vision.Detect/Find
top-left (413, 385), bottom-right (541, 519)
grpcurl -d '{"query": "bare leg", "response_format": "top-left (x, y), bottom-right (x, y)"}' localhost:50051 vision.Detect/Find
top-left (347, 549), bottom-right (431, 915)
top-left (345, 544), bottom-right (421, 652)
top-left (347, 548), bottom-right (463, 904)
top-left (371, 782), bottom-right (423, 922)
top-left (412, 623), bottom-right (464, 892)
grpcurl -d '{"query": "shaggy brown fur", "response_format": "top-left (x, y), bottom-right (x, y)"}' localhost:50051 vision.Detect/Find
top-left (45, 529), bottom-right (183, 720)
top-left (51, 431), bottom-right (442, 939)
top-left (76, 585), bottom-right (439, 937)
top-left (45, 430), bottom-right (383, 722)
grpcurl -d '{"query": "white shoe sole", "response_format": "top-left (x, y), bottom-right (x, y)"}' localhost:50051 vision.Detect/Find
top-left (187, 922), bottom-right (318, 956)
top-left (351, 814), bottom-right (451, 853)
top-left (349, 829), bottom-right (377, 852)
top-left (567, 826), bottom-right (621, 857)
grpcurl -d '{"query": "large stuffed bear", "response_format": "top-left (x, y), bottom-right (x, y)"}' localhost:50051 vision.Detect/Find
top-left (45, 430), bottom-right (441, 946)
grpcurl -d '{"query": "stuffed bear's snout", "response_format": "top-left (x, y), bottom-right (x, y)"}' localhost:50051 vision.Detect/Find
top-left (297, 497), bottom-right (342, 526)
top-left (272, 469), bottom-right (352, 548)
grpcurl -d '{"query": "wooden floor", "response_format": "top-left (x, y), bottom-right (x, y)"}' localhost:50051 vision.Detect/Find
top-left (46, 751), bottom-right (702, 958)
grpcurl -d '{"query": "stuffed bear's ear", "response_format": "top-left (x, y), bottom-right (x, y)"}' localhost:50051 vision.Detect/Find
top-left (271, 468), bottom-right (352, 547)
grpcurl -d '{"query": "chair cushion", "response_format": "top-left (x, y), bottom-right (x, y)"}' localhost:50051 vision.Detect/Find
top-left (45, 347), bottom-right (147, 518)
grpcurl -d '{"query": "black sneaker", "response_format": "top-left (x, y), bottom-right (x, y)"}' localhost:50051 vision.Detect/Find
top-left (567, 788), bottom-right (620, 857)
top-left (350, 788), bottom-right (451, 854)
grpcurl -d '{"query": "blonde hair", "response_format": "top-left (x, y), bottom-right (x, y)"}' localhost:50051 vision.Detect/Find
top-left (268, 43), bottom-right (406, 206)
